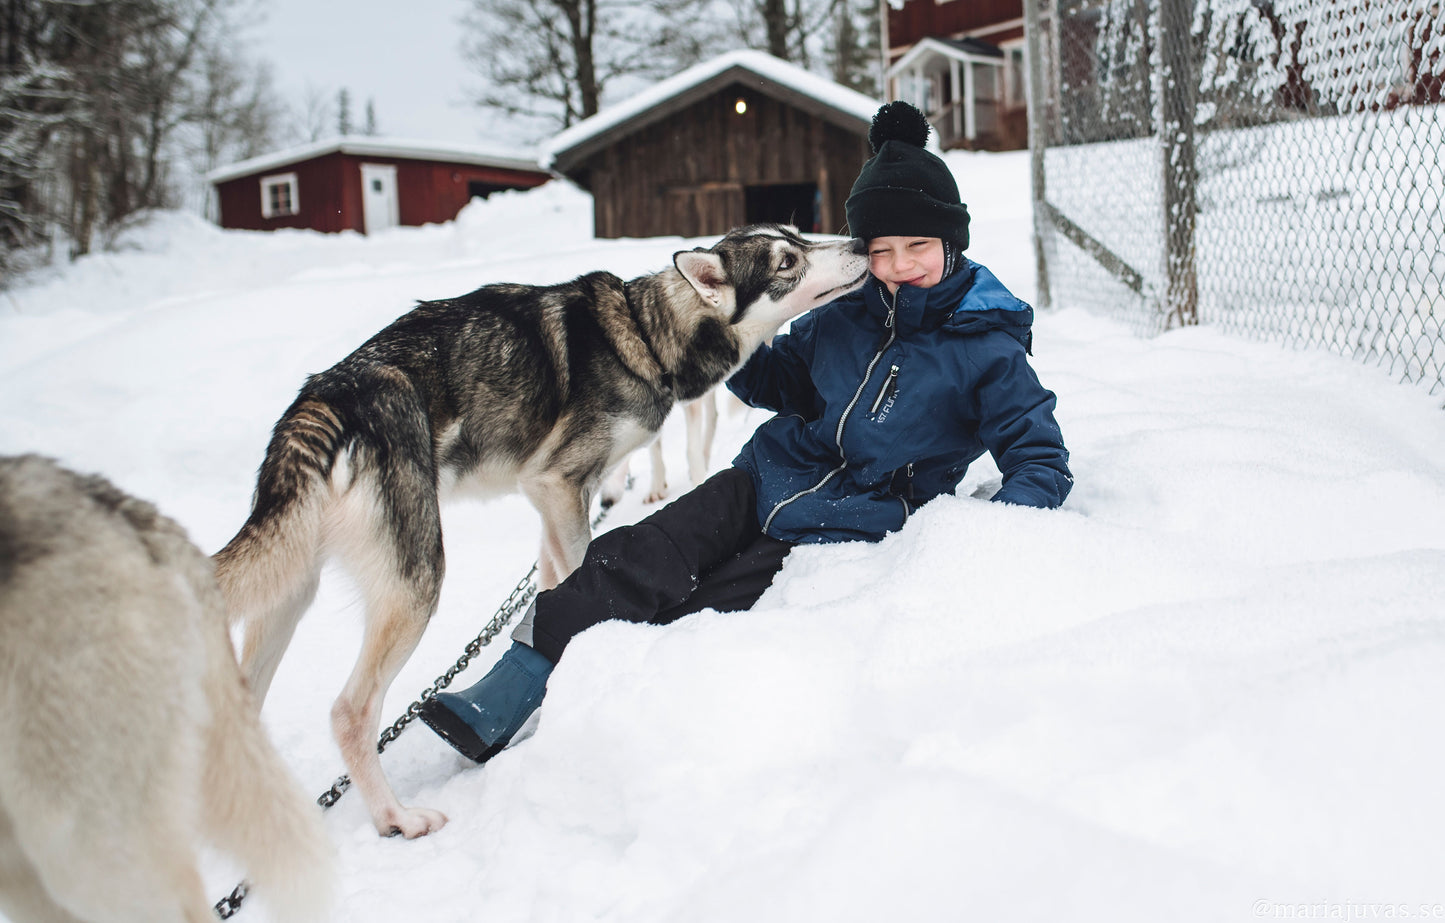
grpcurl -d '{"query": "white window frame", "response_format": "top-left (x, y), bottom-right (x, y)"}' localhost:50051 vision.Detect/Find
top-left (1003, 43), bottom-right (1027, 108)
top-left (260, 172), bottom-right (299, 218)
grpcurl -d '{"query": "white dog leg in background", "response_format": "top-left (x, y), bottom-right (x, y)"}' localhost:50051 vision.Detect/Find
top-left (683, 390), bottom-right (718, 486)
top-left (645, 440), bottom-right (670, 504)
top-left (643, 389), bottom-right (720, 505)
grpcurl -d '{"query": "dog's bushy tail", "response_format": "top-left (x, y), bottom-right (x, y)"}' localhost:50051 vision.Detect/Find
top-left (205, 398), bottom-right (340, 917)
top-left (202, 619), bottom-right (334, 922)
top-left (214, 396), bottom-right (345, 631)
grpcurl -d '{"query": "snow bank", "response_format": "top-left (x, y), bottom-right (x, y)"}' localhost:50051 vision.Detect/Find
top-left (2, 152), bottom-right (1443, 923)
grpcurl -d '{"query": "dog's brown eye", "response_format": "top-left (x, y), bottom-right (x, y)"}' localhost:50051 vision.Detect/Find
top-left (779, 253), bottom-right (797, 270)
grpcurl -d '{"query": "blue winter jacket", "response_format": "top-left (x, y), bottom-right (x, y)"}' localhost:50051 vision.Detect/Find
top-left (727, 258), bottom-right (1072, 544)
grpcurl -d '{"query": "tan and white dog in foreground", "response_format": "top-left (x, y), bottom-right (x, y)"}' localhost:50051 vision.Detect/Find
top-left (0, 455), bottom-right (331, 923)
top-left (213, 225), bottom-right (868, 839)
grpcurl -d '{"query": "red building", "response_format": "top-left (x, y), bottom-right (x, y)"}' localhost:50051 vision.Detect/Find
top-left (207, 137), bottom-right (551, 235)
top-left (884, 0), bottom-right (1028, 151)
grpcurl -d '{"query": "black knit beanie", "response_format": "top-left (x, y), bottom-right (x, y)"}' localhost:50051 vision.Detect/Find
top-left (846, 101), bottom-right (971, 250)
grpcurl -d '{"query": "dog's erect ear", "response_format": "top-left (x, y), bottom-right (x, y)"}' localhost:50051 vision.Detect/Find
top-left (674, 250), bottom-right (728, 307)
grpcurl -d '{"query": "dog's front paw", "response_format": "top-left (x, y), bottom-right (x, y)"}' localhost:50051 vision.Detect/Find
top-left (379, 806), bottom-right (448, 839)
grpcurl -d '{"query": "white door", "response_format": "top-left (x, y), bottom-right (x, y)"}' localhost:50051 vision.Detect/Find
top-left (360, 163), bottom-right (399, 234)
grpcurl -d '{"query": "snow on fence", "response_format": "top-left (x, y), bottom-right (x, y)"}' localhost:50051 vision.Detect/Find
top-left (1023, 0), bottom-right (1445, 395)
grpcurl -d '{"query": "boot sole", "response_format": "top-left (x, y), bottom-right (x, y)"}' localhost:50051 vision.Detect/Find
top-left (418, 697), bottom-right (508, 765)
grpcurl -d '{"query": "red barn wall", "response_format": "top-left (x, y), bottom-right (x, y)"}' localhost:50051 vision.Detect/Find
top-left (415, 162), bottom-right (549, 224)
top-left (888, 0), bottom-right (1024, 53)
top-left (216, 154), bottom-right (549, 234)
top-left (216, 151), bottom-right (354, 233)
top-left (334, 155), bottom-right (548, 227)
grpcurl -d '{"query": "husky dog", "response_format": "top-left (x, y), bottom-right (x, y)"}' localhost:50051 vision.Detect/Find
top-left (0, 455), bottom-right (331, 923)
top-left (213, 224), bottom-right (868, 839)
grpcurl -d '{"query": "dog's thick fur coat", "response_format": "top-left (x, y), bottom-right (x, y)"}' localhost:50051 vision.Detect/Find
top-left (0, 455), bottom-right (331, 923)
top-left (213, 225), bottom-right (868, 838)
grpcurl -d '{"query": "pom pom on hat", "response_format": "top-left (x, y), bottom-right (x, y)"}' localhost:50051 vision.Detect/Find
top-left (846, 100), bottom-right (971, 249)
top-left (868, 100), bottom-right (931, 154)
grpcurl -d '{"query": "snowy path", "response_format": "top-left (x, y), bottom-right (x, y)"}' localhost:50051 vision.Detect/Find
top-left (2, 155), bottom-right (1443, 922)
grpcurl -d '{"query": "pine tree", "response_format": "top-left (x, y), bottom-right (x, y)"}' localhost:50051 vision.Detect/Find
top-left (338, 88), bottom-right (352, 136)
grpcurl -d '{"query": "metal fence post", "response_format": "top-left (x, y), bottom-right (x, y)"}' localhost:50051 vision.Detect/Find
top-left (1024, 0), bottom-right (1052, 311)
top-left (1156, 0), bottom-right (1199, 327)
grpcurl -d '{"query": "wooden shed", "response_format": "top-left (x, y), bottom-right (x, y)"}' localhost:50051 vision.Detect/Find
top-left (207, 137), bottom-right (550, 235)
top-left (544, 51), bottom-right (879, 240)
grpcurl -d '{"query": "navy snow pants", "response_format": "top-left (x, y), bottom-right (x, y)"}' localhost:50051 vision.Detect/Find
top-left (516, 466), bottom-right (794, 664)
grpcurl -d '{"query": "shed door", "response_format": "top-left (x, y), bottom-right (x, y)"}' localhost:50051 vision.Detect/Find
top-left (745, 183), bottom-right (821, 233)
top-left (360, 163), bottom-right (399, 234)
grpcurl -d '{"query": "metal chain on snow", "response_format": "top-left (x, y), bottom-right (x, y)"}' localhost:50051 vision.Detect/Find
top-left (213, 485), bottom-right (628, 918)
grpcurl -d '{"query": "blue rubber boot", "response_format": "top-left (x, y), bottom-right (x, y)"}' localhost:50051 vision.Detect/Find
top-left (419, 641), bottom-right (554, 764)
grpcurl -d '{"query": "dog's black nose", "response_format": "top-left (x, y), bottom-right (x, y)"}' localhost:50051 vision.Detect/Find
top-left (849, 237), bottom-right (867, 255)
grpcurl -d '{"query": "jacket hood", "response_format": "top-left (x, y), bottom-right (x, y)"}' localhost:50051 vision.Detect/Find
top-left (853, 259), bottom-right (1035, 353)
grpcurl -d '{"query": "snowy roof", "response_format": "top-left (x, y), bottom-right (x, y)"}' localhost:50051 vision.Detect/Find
top-left (888, 36), bottom-right (1006, 78)
top-left (543, 50), bottom-right (881, 172)
top-left (206, 136), bottom-right (545, 185)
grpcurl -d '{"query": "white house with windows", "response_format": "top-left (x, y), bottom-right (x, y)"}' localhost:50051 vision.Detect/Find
top-left (885, 35), bottom-right (1029, 151)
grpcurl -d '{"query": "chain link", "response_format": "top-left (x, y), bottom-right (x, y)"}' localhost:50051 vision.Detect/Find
top-left (214, 882), bottom-right (248, 919)
top-left (1024, 0), bottom-right (1445, 394)
top-left (215, 488), bottom-right (626, 917)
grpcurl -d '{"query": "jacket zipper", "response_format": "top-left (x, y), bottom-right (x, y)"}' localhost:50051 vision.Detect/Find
top-left (869, 365), bottom-right (899, 416)
top-left (763, 284), bottom-right (900, 534)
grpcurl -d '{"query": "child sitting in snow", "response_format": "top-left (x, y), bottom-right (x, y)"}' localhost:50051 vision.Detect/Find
top-left (419, 100), bottom-right (1073, 764)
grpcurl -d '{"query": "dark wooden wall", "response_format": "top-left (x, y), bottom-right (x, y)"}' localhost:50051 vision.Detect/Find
top-left (573, 84), bottom-right (872, 240)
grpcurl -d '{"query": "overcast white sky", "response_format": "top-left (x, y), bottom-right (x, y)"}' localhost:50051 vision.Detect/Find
top-left (244, 0), bottom-right (529, 149)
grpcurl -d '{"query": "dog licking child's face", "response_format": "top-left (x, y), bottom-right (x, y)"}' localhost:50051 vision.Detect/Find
top-left (867, 236), bottom-right (946, 294)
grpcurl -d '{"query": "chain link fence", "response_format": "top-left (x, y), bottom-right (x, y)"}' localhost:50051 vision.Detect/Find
top-left (1023, 0), bottom-right (1445, 395)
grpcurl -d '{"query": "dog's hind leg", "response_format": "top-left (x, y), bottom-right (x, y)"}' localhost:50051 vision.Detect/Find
top-left (237, 564), bottom-right (321, 704)
top-left (521, 472), bottom-right (592, 590)
top-left (328, 461), bottom-right (448, 838)
top-left (332, 598), bottom-right (447, 838)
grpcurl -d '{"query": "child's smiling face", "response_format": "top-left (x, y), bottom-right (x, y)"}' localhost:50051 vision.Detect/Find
top-left (867, 237), bottom-right (946, 294)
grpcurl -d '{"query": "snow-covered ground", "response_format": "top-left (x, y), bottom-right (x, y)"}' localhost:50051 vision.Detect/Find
top-left (3, 151), bottom-right (1444, 923)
